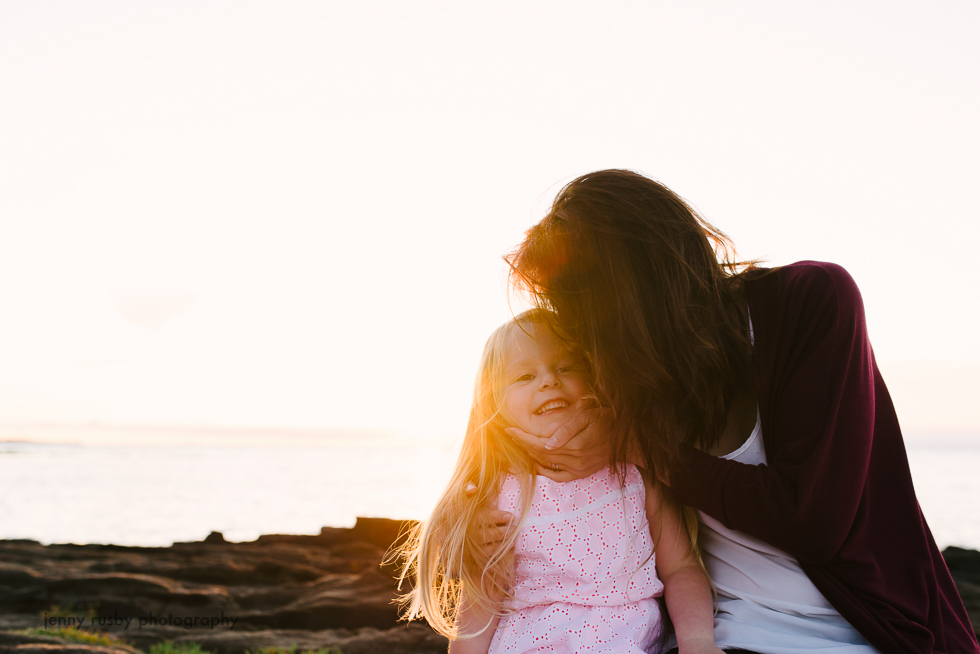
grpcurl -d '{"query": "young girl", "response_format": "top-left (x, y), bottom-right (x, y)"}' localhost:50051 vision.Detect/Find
top-left (397, 309), bottom-right (722, 654)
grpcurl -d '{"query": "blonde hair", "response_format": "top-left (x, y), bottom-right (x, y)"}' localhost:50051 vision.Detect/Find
top-left (394, 309), bottom-right (553, 639)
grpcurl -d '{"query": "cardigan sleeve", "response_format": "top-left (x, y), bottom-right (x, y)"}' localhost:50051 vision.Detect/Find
top-left (670, 263), bottom-right (877, 565)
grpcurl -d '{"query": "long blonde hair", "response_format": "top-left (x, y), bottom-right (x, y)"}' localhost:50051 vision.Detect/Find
top-left (394, 309), bottom-right (553, 639)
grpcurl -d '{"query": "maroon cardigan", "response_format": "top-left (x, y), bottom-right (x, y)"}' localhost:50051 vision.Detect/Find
top-left (671, 261), bottom-right (978, 654)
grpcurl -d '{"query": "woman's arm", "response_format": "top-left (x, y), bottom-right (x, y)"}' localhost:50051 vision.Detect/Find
top-left (646, 478), bottom-right (721, 654)
top-left (448, 595), bottom-right (500, 654)
top-left (670, 263), bottom-right (879, 564)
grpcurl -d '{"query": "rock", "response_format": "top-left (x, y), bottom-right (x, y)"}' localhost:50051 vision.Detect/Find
top-left (124, 625), bottom-right (447, 654)
top-left (3, 525), bottom-right (970, 652)
top-left (0, 633), bottom-right (65, 646)
top-left (349, 518), bottom-right (414, 552)
top-left (0, 519), bottom-right (430, 652)
top-left (0, 645), bottom-right (139, 654)
top-left (944, 547), bottom-right (980, 586)
top-left (944, 547), bottom-right (980, 635)
top-left (0, 632), bottom-right (141, 654)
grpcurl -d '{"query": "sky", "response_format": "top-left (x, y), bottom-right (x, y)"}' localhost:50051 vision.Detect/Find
top-left (0, 0), bottom-right (977, 446)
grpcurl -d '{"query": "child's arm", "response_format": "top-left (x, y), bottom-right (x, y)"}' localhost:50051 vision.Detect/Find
top-left (646, 477), bottom-right (723, 654)
top-left (448, 594), bottom-right (500, 654)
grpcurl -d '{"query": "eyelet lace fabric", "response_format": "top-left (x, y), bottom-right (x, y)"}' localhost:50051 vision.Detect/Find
top-left (489, 465), bottom-right (664, 653)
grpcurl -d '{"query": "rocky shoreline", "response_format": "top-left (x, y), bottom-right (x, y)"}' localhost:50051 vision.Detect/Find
top-left (1, 519), bottom-right (977, 654)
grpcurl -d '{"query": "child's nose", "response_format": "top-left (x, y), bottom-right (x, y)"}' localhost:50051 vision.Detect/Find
top-left (540, 372), bottom-right (561, 388)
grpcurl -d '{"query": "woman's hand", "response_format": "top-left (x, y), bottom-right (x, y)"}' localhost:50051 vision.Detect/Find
top-left (464, 483), bottom-right (515, 548)
top-left (506, 405), bottom-right (612, 482)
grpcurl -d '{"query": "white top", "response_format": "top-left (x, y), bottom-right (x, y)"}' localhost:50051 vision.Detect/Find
top-left (699, 414), bottom-right (879, 653)
top-left (689, 312), bottom-right (879, 653)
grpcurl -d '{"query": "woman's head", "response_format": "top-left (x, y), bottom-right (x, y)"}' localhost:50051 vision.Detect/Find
top-left (507, 169), bottom-right (753, 474)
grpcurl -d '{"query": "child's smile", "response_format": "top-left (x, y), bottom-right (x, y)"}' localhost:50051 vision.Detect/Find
top-left (534, 399), bottom-right (570, 415)
top-left (500, 324), bottom-right (590, 437)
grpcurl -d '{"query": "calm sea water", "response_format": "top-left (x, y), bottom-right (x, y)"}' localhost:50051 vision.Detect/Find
top-left (0, 442), bottom-right (977, 550)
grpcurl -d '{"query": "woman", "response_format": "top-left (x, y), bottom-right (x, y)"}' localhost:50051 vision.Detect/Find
top-left (499, 170), bottom-right (977, 653)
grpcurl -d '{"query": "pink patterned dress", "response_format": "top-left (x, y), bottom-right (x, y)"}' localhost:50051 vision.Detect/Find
top-left (488, 464), bottom-right (664, 654)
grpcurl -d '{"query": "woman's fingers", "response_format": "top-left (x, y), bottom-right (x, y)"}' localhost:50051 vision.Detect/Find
top-left (479, 509), bottom-right (515, 546)
top-left (547, 405), bottom-right (614, 451)
top-left (506, 405), bottom-right (609, 452)
top-left (506, 426), bottom-right (550, 455)
top-left (508, 428), bottom-right (610, 481)
top-left (463, 483), bottom-right (515, 545)
top-left (487, 509), bottom-right (512, 526)
top-left (505, 428), bottom-right (576, 471)
top-left (506, 406), bottom-right (613, 481)
top-left (543, 406), bottom-right (597, 450)
top-left (481, 524), bottom-right (509, 546)
top-left (505, 427), bottom-right (574, 462)
top-left (507, 406), bottom-right (609, 452)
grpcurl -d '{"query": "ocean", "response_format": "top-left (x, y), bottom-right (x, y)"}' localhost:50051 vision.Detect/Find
top-left (1, 441), bottom-right (977, 550)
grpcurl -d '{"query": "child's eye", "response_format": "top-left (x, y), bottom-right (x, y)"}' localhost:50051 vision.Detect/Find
top-left (515, 373), bottom-right (534, 382)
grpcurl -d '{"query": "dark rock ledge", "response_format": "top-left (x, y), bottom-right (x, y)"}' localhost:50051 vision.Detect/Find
top-left (1, 519), bottom-right (977, 654)
top-left (0, 519), bottom-right (444, 654)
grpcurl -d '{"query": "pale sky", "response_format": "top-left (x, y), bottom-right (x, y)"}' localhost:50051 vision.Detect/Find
top-left (0, 0), bottom-right (977, 446)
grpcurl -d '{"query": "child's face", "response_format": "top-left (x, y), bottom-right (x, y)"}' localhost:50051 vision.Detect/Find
top-left (500, 323), bottom-right (591, 437)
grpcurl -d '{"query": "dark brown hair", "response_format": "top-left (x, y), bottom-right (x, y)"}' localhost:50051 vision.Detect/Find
top-left (507, 169), bottom-right (754, 476)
